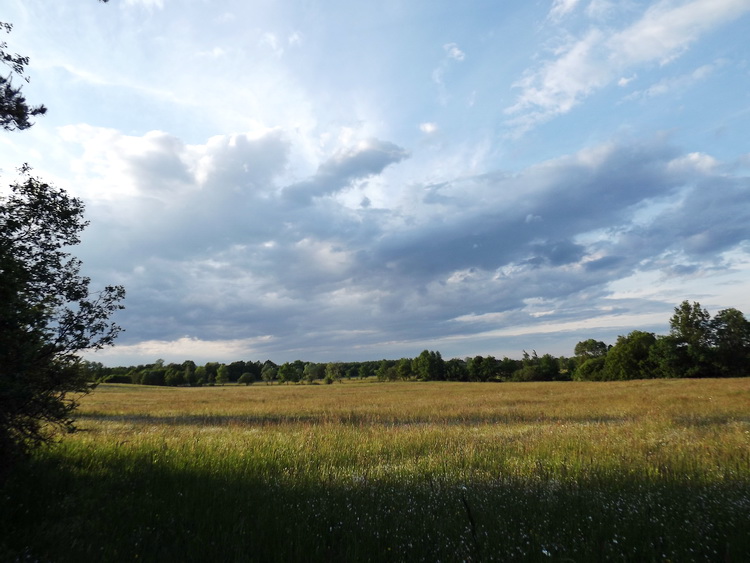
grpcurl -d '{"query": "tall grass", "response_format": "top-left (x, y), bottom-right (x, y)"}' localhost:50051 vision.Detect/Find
top-left (2, 379), bottom-right (749, 561)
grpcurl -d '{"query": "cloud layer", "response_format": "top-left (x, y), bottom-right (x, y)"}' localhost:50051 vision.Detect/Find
top-left (2, 0), bottom-right (749, 364)
top-left (64, 124), bottom-right (750, 363)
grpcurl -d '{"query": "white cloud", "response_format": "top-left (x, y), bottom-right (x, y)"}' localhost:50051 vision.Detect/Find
top-left (667, 151), bottom-right (719, 174)
top-left (419, 122), bottom-right (438, 134)
top-left (125, 0), bottom-right (164, 8)
top-left (443, 42), bottom-right (465, 61)
top-left (624, 61), bottom-right (721, 100)
top-left (585, 0), bottom-right (617, 20)
top-left (261, 32), bottom-right (284, 56)
top-left (506, 0), bottom-right (750, 132)
top-left (548, 0), bottom-right (581, 22)
top-left (607, 0), bottom-right (750, 66)
top-left (89, 336), bottom-right (275, 365)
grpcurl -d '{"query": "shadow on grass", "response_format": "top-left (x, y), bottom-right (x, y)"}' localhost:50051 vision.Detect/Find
top-left (76, 412), bottom-right (633, 427)
top-left (1, 450), bottom-right (748, 562)
top-left (672, 414), bottom-right (750, 427)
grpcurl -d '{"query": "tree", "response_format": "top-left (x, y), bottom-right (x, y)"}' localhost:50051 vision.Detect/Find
top-left (226, 360), bottom-right (246, 382)
top-left (412, 350), bottom-right (445, 380)
top-left (710, 308), bottom-right (750, 377)
top-left (358, 363), bottom-right (374, 379)
top-left (277, 362), bottom-right (297, 384)
top-left (194, 365), bottom-right (207, 386)
top-left (324, 363), bottom-right (342, 384)
top-left (303, 362), bottom-right (324, 383)
top-left (216, 364), bottom-right (230, 385)
top-left (0, 169), bottom-right (125, 474)
top-left (260, 362), bottom-right (277, 384)
top-left (183, 360), bottom-right (197, 386)
top-left (571, 341), bottom-right (605, 381)
top-left (603, 331), bottom-right (657, 380)
top-left (444, 358), bottom-right (468, 381)
top-left (573, 356), bottom-right (607, 381)
top-left (513, 350), bottom-right (558, 381)
top-left (0, 23), bottom-right (47, 131)
top-left (1, 3), bottom-right (111, 126)
top-left (574, 339), bottom-right (608, 363)
top-left (667, 301), bottom-right (713, 377)
top-left (396, 358), bottom-right (413, 380)
top-left (238, 372), bottom-right (254, 385)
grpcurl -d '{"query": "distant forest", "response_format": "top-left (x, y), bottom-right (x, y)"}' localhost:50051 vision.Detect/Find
top-left (87, 301), bottom-right (750, 386)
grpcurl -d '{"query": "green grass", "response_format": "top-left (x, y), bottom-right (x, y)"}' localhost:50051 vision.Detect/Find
top-left (2, 379), bottom-right (749, 561)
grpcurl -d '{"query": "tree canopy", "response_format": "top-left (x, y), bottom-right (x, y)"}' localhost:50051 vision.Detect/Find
top-left (0, 22), bottom-right (47, 131)
top-left (0, 169), bottom-right (125, 474)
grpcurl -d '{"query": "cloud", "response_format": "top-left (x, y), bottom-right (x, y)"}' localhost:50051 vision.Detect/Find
top-left (282, 139), bottom-right (409, 204)
top-left (66, 127), bottom-right (750, 363)
top-left (419, 122), bottom-right (438, 134)
top-left (624, 61), bottom-right (723, 100)
top-left (443, 42), bottom-right (465, 61)
top-left (506, 0), bottom-right (750, 132)
top-left (548, 0), bottom-right (582, 22)
top-left (607, 0), bottom-right (749, 66)
top-left (433, 42), bottom-right (466, 105)
top-left (125, 0), bottom-right (164, 9)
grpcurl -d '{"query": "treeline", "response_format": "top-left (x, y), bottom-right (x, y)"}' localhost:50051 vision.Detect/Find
top-left (85, 301), bottom-right (750, 386)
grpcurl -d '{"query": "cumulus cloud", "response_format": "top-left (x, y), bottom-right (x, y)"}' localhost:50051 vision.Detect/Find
top-left (282, 139), bottom-right (409, 204)
top-left (506, 0), bottom-right (750, 132)
top-left (65, 127), bottom-right (750, 362)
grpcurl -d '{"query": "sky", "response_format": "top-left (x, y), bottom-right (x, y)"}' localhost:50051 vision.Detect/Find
top-left (2, 0), bottom-right (750, 366)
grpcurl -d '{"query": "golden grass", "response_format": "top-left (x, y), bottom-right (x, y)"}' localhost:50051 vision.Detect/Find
top-left (3, 378), bottom-right (749, 561)
top-left (71, 378), bottom-right (750, 485)
top-left (79, 377), bottom-right (750, 425)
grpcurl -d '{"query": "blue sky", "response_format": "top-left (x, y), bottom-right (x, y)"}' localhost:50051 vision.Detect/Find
top-left (2, 0), bottom-right (750, 365)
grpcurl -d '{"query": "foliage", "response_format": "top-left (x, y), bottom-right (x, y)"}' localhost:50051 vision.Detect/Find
top-left (710, 307), bottom-right (750, 377)
top-left (412, 350), bottom-right (445, 380)
top-left (513, 350), bottom-right (561, 381)
top-left (0, 23), bottom-right (47, 131)
top-left (0, 169), bottom-right (124, 473)
top-left (603, 330), bottom-right (657, 381)
top-left (88, 300), bottom-right (750, 388)
top-left (574, 338), bottom-right (608, 360)
top-left (215, 364), bottom-right (230, 385)
top-left (573, 356), bottom-right (607, 381)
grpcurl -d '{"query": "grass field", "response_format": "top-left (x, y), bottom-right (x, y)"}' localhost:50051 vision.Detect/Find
top-left (2, 378), bottom-right (749, 561)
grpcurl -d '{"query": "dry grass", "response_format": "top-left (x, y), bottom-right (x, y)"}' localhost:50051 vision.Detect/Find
top-left (2, 378), bottom-right (749, 561)
top-left (77, 377), bottom-right (750, 425)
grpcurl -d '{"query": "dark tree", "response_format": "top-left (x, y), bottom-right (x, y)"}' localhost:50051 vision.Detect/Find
top-left (667, 301), bottom-right (713, 377)
top-left (412, 350), bottom-right (446, 380)
top-left (2, 2), bottom-right (109, 131)
top-left (710, 308), bottom-right (750, 377)
top-left (574, 339), bottom-right (608, 361)
top-left (0, 22), bottom-right (47, 131)
top-left (0, 168), bottom-right (125, 475)
top-left (603, 331), bottom-right (657, 380)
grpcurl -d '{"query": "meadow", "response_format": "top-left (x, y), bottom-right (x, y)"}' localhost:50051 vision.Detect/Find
top-left (1, 378), bottom-right (749, 561)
